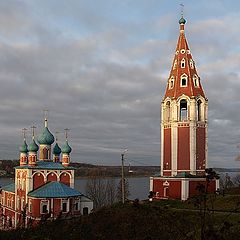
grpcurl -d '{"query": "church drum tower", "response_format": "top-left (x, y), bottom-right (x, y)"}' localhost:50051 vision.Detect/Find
top-left (150, 16), bottom-right (219, 201)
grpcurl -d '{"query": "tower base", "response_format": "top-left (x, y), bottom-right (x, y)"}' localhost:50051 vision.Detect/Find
top-left (150, 173), bottom-right (219, 201)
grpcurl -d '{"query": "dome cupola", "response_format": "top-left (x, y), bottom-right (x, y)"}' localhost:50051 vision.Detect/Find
top-left (179, 17), bottom-right (186, 24)
top-left (62, 141), bottom-right (72, 154)
top-left (20, 140), bottom-right (28, 153)
top-left (53, 142), bottom-right (62, 155)
top-left (19, 128), bottom-right (28, 166)
top-left (29, 139), bottom-right (39, 152)
top-left (62, 128), bottom-right (71, 167)
top-left (37, 118), bottom-right (54, 145)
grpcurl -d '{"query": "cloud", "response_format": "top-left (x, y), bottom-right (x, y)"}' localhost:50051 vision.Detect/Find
top-left (0, 1), bottom-right (238, 168)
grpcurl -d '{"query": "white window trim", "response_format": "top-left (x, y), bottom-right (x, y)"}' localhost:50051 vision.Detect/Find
top-left (180, 74), bottom-right (188, 87)
top-left (190, 59), bottom-right (194, 69)
top-left (181, 58), bottom-right (185, 68)
top-left (74, 198), bottom-right (80, 211)
top-left (61, 199), bottom-right (69, 213)
top-left (193, 74), bottom-right (199, 87)
top-left (168, 76), bottom-right (174, 89)
top-left (173, 60), bottom-right (177, 70)
top-left (40, 200), bottom-right (49, 214)
top-left (180, 49), bottom-right (185, 54)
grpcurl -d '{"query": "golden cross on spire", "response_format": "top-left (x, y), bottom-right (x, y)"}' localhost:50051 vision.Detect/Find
top-left (22, 128), bottom-right (27, 140)
top-left (64, 128), bottom-right (70, 140)
top-left (180, 3), bottom-right (184, 17)
top-left (43, 109), bottom-right (49, 127)
top-left (31, 125), bottom-right (36, 139)
top-left (43, 109), bottom-right (49, 119)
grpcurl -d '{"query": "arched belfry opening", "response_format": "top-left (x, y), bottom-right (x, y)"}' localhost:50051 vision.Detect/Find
top-left (197, 99), bottom-right (202, 121)
top-left (179, 99), bottom-right (188, 121)
top-left (165, 101), bottom-right (171, 121)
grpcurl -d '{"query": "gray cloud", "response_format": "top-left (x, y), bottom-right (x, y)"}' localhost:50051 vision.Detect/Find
top-left (0, 1), bottom-right (238, 168)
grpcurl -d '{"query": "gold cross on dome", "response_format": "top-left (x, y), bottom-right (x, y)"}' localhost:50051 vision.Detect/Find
top-left (64, 128), bottom-right (70, 140)
top-left (31, 125), bottom-right (36, 138)
top-left (22, 128), bottom-right (27, 140)
top-left (180, 3), bottom-right (184, 17)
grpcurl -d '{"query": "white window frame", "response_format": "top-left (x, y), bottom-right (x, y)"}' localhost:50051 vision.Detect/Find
top-left (190, 59), bottom-right (194, 69)
top-left (168, 76), bottom-right (174, 89)
top-left (181, 58), bottom-right (185, 68)
top-left (40, 200), bottom-right (49, 214)
top-left (74, 198), bottom-right (80, 211)
top-left (61, 199), bottom-right (69, 213)
top-left (193, 74), bottom-right (199, 87)
top-left (179, 99), bottom-right (188, 121)
top-left (180, 74), bottom-right (188, 87)
top-left (180, 49), bottom-right (185, 54)
top-left (173, 60), bottom-right (177, 70)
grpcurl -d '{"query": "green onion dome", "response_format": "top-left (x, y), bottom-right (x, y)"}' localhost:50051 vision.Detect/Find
top-left (53, 142), bottom-right (62, 155)
top-left (179, 17), bottom-right (186, 24)
top-left (62, 141), bottom-right (72, 154)
top-left (19, 140), bottom-right (28, 153)
top-left (29, 139), bottom-right (39, 152)
top-left (37, 127), bottom-right (55, 145)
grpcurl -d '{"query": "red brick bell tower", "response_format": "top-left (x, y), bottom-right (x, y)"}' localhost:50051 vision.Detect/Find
top-left (150, 16), bottom-right (218, 201)
top-left (161, 16), bottom-right (207, 177)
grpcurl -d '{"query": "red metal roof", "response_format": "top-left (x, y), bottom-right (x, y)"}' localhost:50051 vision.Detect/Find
top-left (164, 20), bottom-right (205, 100)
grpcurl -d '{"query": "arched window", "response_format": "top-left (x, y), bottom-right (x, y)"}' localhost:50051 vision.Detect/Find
top-left (193, 74), bottom-right (199, 87)
top-left (190, 59), bottom-right (194, 69)
top-left (164, 187), bottom-right (169, 198)
top-left (181, 58), bottom-right (185, 68)
top-left (168, 76), bottom-right (174, 89)
top-left (180, 74), bottom-right (188, 87)
top-left (197, 100), bottom-right (202, 121)
top-left (165, 101), bottom-right (171, 121)
top-left (173, 60), bottom-right (177, 69)
top-left (43, 147), bottom-right (48, 160)
top-left (41, 200), bottom-right (49, 214)
top-left (180, 99), bottom-right (188, 121)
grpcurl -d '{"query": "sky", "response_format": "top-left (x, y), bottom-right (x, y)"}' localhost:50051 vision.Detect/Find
top-left (0, 0), bottom-right (240, 168)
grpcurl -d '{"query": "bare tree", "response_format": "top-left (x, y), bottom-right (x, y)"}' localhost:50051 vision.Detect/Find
top-left (106, 178), bottom-right (117, 205)
top-left (233, 174), bottom-right (240, 187)
top-left (85, 170), bottom-right (117, 209)
top-left (220, 173), bottom-right (234, 190)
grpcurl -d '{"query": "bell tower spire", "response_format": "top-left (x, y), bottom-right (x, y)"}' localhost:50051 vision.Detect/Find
top-left (160, 16), bottom-right (208, 177)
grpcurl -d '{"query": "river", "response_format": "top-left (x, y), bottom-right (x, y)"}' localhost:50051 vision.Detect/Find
top-left (0, 177), bottom-right (150, 200)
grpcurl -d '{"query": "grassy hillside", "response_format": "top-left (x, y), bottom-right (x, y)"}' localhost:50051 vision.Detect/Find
top-left (1, 194), bottom-right (240, 240)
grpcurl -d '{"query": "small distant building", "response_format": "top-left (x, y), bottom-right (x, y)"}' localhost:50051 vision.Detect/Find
top-left (150, 16), bottom-right (219, 201)
top-left (0, 117), bottom-right (93, 229)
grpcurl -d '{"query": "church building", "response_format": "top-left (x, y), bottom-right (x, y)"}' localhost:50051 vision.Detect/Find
top-left (150, 16), bottom-right (219, 200)
top-left (0, 117), bottom-right (93, 229)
